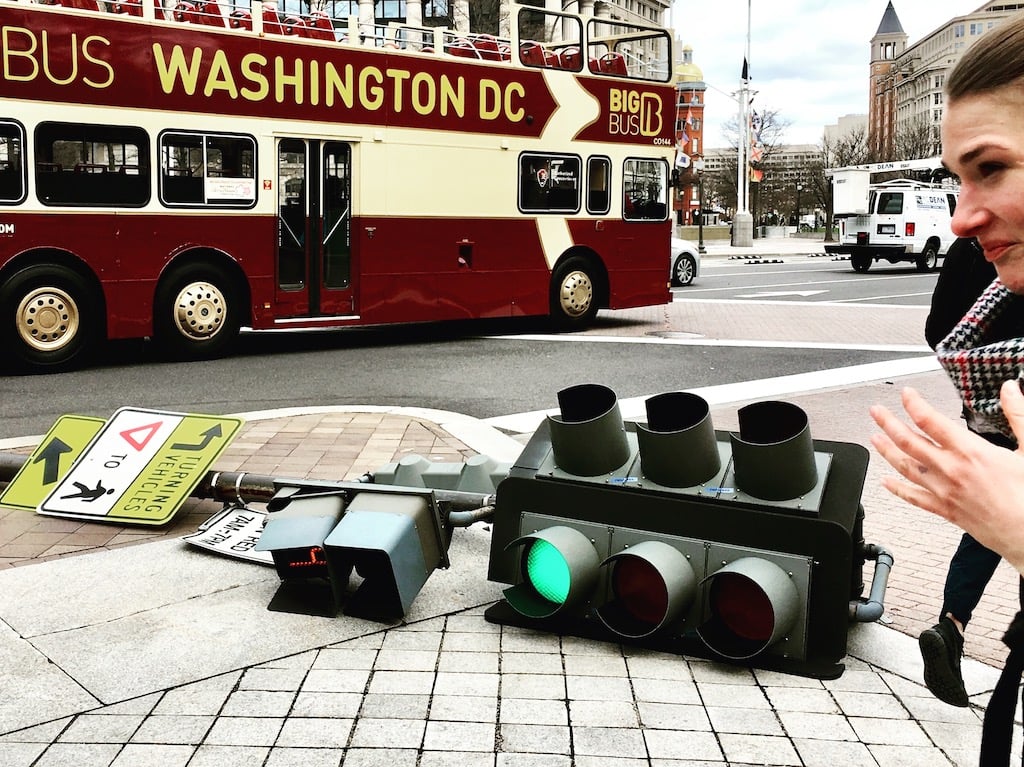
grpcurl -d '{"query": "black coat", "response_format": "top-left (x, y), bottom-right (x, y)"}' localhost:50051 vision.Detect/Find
top-left (925, 238), bottom-right (995, 350)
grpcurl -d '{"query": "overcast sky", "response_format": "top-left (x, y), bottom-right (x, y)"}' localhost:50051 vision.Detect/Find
top-left (671, 0), bottom-right (982, 149)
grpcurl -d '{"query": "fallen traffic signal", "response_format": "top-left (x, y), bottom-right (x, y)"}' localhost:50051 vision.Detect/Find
top-left (486, 384), bottom-right (874, 679)
top-left (255, 484), bottom-right (450, 620)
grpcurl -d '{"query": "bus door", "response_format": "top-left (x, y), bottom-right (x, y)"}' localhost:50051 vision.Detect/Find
top-left (275, 138), bottom-right (354, 318)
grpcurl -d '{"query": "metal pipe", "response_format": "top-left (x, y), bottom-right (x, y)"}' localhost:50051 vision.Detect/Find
top-left (849, 543), bottom-right (894, 623)
top-left (0, 453), bottom-right (494, 517)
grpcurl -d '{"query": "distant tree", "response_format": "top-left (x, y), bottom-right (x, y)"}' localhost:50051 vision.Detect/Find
top-left (893, 116), bottom-right (940, 160)
top-left (806, 126), bottom-right (872, 241)
top-left (711, 106), bottom-right (790, 220)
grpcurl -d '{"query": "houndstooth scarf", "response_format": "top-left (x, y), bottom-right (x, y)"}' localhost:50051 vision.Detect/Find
top-left (935, 279), bottom-right (1024, 444)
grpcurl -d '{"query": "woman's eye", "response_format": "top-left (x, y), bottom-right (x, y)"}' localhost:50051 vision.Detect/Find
top-left (978, 162), bottom-right (1004, 177)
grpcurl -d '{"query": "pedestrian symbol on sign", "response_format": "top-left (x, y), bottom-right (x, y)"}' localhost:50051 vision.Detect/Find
top-left (60, 480), bottom-right (116, 502)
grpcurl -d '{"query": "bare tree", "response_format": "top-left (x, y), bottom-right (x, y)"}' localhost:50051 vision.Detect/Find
top-left (805, 126), bottom-right (871, 241)
top-left (893, 116), bottom-right (940, 160)
top-left (711, 106), bottom-right (790, 222)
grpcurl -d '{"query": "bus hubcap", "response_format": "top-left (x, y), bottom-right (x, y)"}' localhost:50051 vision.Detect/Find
top-left (173, 281), bottom-right (226, 341)
top-left (16, 286), bottom-right (78, 352)
top-left (559, 271), bottom-right (593, 318)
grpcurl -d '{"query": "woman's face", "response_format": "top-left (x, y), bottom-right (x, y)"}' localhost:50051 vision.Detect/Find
top-left (943, 88), bottom-right (1024, 293)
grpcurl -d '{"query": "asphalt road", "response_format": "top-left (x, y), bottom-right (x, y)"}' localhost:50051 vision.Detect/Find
top-left (0, 257), bottom-right (934, 439)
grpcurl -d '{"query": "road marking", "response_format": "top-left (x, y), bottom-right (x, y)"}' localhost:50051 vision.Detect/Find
top-left (734, 290), bottom-right (828, 298)
top-left (495, 333), bottom-right (930, 354)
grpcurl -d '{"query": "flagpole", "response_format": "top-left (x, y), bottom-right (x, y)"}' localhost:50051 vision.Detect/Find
top-left (732, 0), bottom-right (753, 246)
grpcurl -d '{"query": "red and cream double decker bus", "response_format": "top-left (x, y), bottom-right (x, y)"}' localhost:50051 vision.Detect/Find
top-left (0, 0), bottom-right (676, 372)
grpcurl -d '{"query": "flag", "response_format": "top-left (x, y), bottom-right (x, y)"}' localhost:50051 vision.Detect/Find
top-left (680, 128), bottom-right (690, 146)
top-left (741, 57), bottom-right (749, 81)
top-left (749, 142), bottom-right (764, 163)
top-left (675, 149), bottom-right (691, 169)
top-left (685, 107), bottom-right (694, 127)
top-left (750, 167), bottom-right (763, 182)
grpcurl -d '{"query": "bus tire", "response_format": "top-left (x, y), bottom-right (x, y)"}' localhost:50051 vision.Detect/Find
top-left (550, 256), bottom-right (599, 330)
top-left (0, 264), bottom-right (99, 373)
top-left (851, 254), bottom-right (872, 273)
top-left (155, 264), bottom-right (240, 360)
top-left (916, 243), bottom-right (939, 272)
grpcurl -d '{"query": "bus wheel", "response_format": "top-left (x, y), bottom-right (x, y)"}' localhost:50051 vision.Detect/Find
top-left (916, 244), bottom-right (938, 272)
top-left (155, 264), bottom-right (240, 360)
top-left (851, 254), bottom-right (872, 273)
top-left (550, 257), bottom-right (599, 329)
top-left (0, 264), bottom-right (98, 373)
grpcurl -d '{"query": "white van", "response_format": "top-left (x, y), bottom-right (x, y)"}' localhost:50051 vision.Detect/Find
top-left (825, 179), bottom-right (958, 273)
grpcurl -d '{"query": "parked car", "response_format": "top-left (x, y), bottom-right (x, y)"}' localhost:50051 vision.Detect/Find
top-left (671, 237), bottom-right (700, 286)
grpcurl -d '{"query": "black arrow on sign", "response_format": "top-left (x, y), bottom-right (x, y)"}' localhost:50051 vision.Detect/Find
top-left (33, 437), bottom-right (73, 485)
top-left (171, 424), bottom-right (223, 451)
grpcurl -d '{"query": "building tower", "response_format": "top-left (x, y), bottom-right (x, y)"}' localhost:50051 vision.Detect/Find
top-left (673, 45), bottom-right (706, 226)
top-left (868, 1), bottom-right (907, 159)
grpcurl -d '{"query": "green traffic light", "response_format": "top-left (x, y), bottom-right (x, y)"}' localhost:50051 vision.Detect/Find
top-left (525, 539), bottom-right (571, 604)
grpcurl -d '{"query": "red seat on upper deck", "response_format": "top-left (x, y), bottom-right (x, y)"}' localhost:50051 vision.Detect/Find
top-left (599, 52), bottom-right (628, 76)
top-left (55, 0), bottom-right (101, 10)
top-left (195, 0), bottom-right (227, 26)
top-left (557, 46), bottom-right (581, 71)
top-left (304, 12), bottom-right (335, 40)
top-left (228, 8), bottom-right (252, 28)
top-left (446, 38), bottom-right (480, 58)
top-left (471, 34), bottom-right (503, 61)
top-left (519, 41), bottom-right (547, 67)
top-left (262, 7), bottom-right (285, 35)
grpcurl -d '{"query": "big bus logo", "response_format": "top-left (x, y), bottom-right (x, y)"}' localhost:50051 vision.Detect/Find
top-left (608, 88), bottom-right (662, 138)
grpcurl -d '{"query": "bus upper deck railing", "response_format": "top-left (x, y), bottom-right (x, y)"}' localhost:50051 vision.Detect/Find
top-left (21, 0), bottom-right (670, 81)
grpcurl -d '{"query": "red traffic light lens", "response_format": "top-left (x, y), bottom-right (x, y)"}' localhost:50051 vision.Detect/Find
top-left (611, 555), bottom-right (669, 626)
top-left (709, 572), bottom-right (775, 643)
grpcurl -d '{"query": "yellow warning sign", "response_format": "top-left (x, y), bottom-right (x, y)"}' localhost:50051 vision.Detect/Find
top-left (38, 408), bottom-right (243, 526)
top-left (0, 415), bottom-right (106, 511)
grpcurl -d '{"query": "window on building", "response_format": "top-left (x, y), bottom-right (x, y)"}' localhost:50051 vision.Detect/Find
top-left (280, 0), bottom-right (357, 16)
top-left (954, 23), bottom-right (965, 38)
top-left (423, 0), bottom-right (449, 22)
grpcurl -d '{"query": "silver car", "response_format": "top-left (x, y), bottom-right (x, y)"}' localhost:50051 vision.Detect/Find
top-left (671, 237), bottom-right (700, 287)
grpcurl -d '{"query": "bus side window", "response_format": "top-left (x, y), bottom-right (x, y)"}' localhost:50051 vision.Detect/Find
top-left (518, 152), bottom-right (581, 214)
top-left (159, 130), bottom-right (256, 208)
top-left (34, 121), bottom-right (149, 207)
top-left (623, 158), bottom-right (668, 221)
top-left (0, 121), bottom-right (25, 204)
top-left (587, 156), bottom-right (610, 214)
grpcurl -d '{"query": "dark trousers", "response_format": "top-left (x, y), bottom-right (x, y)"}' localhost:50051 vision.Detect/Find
top-left (942, 533), bottom-right (1003, 627)
top-left (942, 532), bottom-right (1023, 627)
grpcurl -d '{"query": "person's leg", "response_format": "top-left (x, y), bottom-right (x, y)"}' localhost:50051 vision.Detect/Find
top-left (921, 533), bottom-right (1002, 707)
top-left (942, 533), bottom-right (1003, 626)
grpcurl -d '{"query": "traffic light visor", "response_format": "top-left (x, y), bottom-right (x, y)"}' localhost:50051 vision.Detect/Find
top-left (504, 525), bottom-right (602, 619)
top-left (699, 556), bottom-right (800, 660)
top-left (598, 539), bottom-right (697, 638)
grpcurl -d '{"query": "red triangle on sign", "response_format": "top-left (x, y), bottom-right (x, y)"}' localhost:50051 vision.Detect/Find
top-left (120, 422), bottom-right (162, 451)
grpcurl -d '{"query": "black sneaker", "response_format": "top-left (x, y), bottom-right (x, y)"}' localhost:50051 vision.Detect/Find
top-left (919, 616), bottom-right (969, 707)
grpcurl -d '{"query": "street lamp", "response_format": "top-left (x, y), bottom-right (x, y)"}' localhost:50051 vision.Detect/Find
top-left (795, 183), bottom-right (802, 228)
top-left (693, 157), bottom-right (706, 254)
